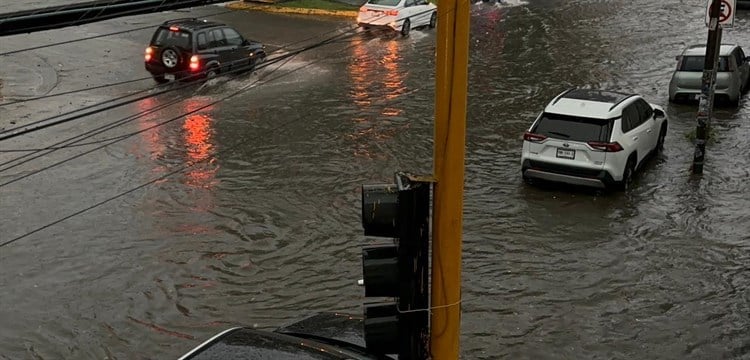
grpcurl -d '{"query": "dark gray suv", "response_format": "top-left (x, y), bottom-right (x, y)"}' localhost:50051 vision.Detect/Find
top-left (144, 18), bottom-right (266, 83)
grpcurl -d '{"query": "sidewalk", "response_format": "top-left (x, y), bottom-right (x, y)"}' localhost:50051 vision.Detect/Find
top-left (226, 0), bottom-right (360, 17)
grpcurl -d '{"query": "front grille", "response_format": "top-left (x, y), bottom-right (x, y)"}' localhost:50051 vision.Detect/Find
top-left (527, 160), bottom-right (601, 178)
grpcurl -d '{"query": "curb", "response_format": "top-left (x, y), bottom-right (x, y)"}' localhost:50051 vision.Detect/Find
top-left (226, 1), bottom-right (359, 17)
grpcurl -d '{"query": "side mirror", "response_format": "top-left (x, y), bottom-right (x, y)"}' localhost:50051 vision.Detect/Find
top-left (654, 108), bottom-right (665, 119)
top-left (674, 55), bottom-right (679, 61)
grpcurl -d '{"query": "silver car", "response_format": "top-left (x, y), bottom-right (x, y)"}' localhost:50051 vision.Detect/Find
top-left (668, 44), bottom-right (750, 105)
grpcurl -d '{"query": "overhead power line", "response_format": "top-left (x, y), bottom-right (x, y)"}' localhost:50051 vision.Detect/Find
top-left (0, 29), bottom-right (360, 185)
top-left (0, 32), bottom-right (373, 248)
top-left (0, 8), bottom-right (235, 57)
top-left (0, 0), bottom-right (235, 36)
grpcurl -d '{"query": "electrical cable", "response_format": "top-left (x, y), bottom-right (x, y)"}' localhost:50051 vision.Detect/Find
top-left (0, 0), bottom-right (233, 36)
top-left (0, 15), bottom-right (391, 165)
top-left (0, 10), bottom-right (235, 57)
top-left (0, 30), bottom-right (360, 186)
top-left (0, 33), bottom-right (373, 248)
top-left (0, 48), bottom-right (314, 171)
top-left (0, 27), bottom-right (361, 171)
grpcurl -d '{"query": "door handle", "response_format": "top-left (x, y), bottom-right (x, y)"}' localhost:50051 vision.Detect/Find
top-left (633, 136), bottom-right (639, 141)
top-left (646, 129), bottom-right (652, 133)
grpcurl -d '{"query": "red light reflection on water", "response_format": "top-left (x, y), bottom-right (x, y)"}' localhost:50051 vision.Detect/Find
top-left (346, 37), bottom-right (407, 159)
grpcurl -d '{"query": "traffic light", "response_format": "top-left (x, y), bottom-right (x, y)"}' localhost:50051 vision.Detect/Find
top-left (360, 172), bottom-right (431, 359)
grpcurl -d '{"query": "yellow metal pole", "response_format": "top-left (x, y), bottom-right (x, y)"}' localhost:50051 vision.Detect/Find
top-left (430, 0), bottom-right (469, 356)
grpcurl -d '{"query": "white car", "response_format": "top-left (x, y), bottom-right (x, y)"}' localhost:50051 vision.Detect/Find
top-left (521, 89), bottom-right (668, 190)
top-left (357, 0), bottom-right (437, 36)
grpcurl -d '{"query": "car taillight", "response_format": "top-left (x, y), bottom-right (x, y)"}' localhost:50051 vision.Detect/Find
top-left (587, 141), bottom-right (623, 152)
top-left (359, 7), bottom-right (367, 12)
top-left (386, 9), bottom-right (398, 16)
top-left (144, 47), bottom-right (153, 62)
top-left (523, 132), bottom-right (547, 142)
top-left (189, 55), bottom-right (200, 71)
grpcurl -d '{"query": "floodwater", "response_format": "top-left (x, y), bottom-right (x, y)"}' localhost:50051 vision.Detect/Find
top-left (1, 0), bottom-right (749, 359)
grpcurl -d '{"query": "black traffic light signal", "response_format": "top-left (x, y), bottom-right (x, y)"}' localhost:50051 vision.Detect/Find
top-left (360, 172), bottom-right (431, 359)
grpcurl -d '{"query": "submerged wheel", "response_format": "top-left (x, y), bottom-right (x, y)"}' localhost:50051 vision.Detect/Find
top-left (657, 123), bottom-right (667, 151)
top-left (401, 19), bottom-right (411, 36)
top-left (619, 158), bottom-right (636, 191)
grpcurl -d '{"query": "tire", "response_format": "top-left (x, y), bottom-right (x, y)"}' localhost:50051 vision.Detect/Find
top-left (161, 47), bottom-right (181, 69)
top-left (429, 12), bottom-right (437, 29)
top-left (153, 75), bottom-right (169, 84)
top-left (618, 158), bottom-right (636, 191)
top-left (656, 123), bottom-right (667, 151)
top-left (205, 67), bottom-right (219, 79)
top-left (401, 19), bottom-right (411, 37)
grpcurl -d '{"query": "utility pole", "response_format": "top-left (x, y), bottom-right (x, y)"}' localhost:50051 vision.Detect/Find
top-left (692, 0), bottom-right (724, 174)
top-left (431, 0), bottom-right (470, 357)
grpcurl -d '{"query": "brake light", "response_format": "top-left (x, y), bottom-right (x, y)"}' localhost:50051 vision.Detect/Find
top-left (587, 141), bottom-right (623, 152)
top-left (359, 7), bottom-right (367, 12)
top-left (144, 47), bottom-right (153, 61)
top-left (189, 55), bottom-right (200, 71)
top-left (385, 9), bottom-right (399, 16)
top-left (169, 26), bottom-right (179, 31)
top-left (523, 132), bottom-right (547, 142)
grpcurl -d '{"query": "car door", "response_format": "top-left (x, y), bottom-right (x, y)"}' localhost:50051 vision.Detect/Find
top-left (402, 0), bottom-right (419, 26)
top-left (222, 27), bottom-right (249, 69)
top-left (620, 104), bottom-right (649, 167)
top-left (413, 0), bottom-right (432, 26)
top-left (735, 47), bottom-right (750, 89)
top-left (634, 99), bottom-right (658, 152)
top-left (208, 28), bottom-right (234, 70)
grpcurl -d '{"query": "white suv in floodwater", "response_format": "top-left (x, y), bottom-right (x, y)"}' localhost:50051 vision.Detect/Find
top-left (521, 89), bottom-right (668, 190)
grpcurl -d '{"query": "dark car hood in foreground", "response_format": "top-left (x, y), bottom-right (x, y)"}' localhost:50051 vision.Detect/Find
top-left (179, 313), bottom-right (393, 360)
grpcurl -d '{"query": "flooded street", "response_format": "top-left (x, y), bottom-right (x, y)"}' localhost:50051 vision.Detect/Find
top-left (1, 1), bottom-right (749, 359)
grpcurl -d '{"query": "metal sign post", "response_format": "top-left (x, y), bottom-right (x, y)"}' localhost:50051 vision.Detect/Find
top-left (693, 0), bottom-right (725, 174)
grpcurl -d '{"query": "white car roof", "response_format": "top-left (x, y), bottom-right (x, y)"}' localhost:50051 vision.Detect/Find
top-left (682, 44), bottom-right (738, 57)
top-left (544, 89), bottom-right (636, 119)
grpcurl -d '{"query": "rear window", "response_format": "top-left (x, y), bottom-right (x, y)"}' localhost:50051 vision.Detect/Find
top-left (679, 56), bottom-right (730, 72)
top-left (532, 113), bottom-right (613, 142)
top-left (151, 28), bottom-right (192, 50)
top-left (367, 0), bottom-right (401, 5)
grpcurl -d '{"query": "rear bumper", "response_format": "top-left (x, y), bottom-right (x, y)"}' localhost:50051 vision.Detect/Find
top-left (357, 19), bottom-right (400, 31)
top-left (522, 159), bottom-right (616, 189)
top-left (145, 62), bottom-right (189, 76)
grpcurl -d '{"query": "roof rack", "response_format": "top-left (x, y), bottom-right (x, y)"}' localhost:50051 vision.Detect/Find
top-left (551, 88), bottom-right (575, 105)
top-left (162, 18), bottom-right (198, 25)
top-left (608, 94), bottom-right (636, 111)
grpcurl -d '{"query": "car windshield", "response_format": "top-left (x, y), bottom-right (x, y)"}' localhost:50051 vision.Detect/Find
top-left (532, 113), bottom-right (613, 142)
top-left (152, 28), bottom-right (192, 50)
top-left (679, 56), bottom-right (730, 72)
top-left (367, 0), bottom-right (401, 6)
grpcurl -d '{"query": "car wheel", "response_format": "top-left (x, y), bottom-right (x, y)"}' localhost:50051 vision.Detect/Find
top-left (656, 123), bottom-right (667, 151)
top-left (619, 158), bottom-right (636, 191)
top-left (206, 67), bottom-right (219, 79)
top-left (153, 75), bottom-right (169, 84)
top-left (161, 47), bottom-right (181, 69)
top-left (429, 12), bottom-right (437, 29)
top-left (401, 19), bottom-right (411, 37)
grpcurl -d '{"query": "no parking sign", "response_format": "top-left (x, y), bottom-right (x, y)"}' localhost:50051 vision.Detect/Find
top-left (705, 0), bottom-right (735, 28)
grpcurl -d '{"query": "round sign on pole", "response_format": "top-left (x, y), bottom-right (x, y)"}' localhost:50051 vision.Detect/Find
top-left (706, 0), bottom-right (735, 28)
top-left (719, 0), bottom-right (731, 22)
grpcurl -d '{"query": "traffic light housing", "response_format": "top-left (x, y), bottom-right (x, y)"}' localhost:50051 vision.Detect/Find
top-left (360, 172), bottom-right (431, 359)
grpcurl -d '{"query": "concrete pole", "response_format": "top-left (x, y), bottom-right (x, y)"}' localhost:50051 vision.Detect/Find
top-left (693, 0), bottom-right (723, 174)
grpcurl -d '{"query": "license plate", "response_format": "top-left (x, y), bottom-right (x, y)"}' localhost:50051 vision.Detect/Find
top-left (556, 148), bottom-right (575, 159)
top-left (164, 74), bottom-right (175, 80)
